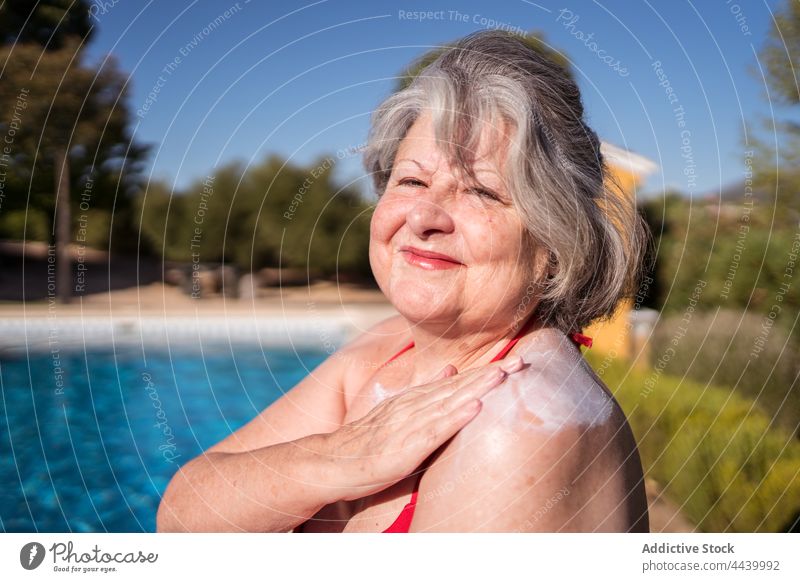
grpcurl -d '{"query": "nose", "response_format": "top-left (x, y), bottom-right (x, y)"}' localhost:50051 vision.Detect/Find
top-left (406, 198), bottom-right (455, 239)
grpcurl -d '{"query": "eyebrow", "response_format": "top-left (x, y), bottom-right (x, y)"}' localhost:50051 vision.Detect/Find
top-left (394, 158), bottom-right (432, 172)
top-left (395, 157), bottom-right (500, 177)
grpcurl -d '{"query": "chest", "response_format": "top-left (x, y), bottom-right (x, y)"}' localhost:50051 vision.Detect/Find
top-left (343, 361), bottom-right (410, 422)
top-left (302, 365), bottom-right (421, 532)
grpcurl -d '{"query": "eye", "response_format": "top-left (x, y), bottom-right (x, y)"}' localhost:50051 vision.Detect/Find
top-left (470, 187), bottom-right (501, 202)
top-left (398, 177), bottom-right (427, 187)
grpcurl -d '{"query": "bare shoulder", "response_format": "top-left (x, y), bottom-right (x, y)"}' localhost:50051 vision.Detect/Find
top-left (413, 333), bottom-right (648, 531)
top-left (508, 334), bottom-right (628, 439)
top-left (339, 314), bottom-right (409, 356)
top-left (459, 340), bottom-right (632, 482)
top-left (336, 314), bottom-right (411, 403)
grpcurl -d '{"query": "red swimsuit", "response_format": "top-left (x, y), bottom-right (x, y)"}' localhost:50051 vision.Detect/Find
top-left (382, 321), bottom-right (593, 533)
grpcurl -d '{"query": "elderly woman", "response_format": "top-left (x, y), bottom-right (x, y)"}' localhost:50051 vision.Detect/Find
top-left (157, 30), bottom-right (650, 533)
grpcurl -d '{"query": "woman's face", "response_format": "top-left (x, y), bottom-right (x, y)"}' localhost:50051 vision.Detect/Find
top-left (369, 112), bottom-right (546, 331)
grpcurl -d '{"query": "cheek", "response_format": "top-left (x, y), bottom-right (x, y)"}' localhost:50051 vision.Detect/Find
top-left (462, 211), bottom-right (525, 266)
top-left (368, 198), bottom-right (402, 286)
top-left (369, 196), bottom-right (404, 242)
top-left (460, 213), bottom-right (533, 311)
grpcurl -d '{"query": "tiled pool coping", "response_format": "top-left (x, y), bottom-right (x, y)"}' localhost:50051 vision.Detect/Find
top-left (0, 308), bottom-right (397, 351)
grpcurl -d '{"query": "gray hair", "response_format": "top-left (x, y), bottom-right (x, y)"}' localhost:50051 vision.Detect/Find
top-left (363, 30), bottom-right (651, 333)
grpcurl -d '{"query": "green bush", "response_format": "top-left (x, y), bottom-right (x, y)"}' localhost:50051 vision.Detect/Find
top-left (77, 209), bottom-right (112, 249)
top-left (586, 351), bottom-right (800, 532)
top-left (0, 208), bottom-right (49, 241)
top-left (651, 309), bottom-right (799, 436)
top-left (640, 193), bottom-right (800, 317)
top-left (136, 155), bottom-right (373, 277)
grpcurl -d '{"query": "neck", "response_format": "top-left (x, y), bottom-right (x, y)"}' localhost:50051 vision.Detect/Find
top-left (403, 311), bottom-right (544, 384)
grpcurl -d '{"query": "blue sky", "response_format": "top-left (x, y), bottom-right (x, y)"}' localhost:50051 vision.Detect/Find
top-left (84, 0), bottom-right (789, 200)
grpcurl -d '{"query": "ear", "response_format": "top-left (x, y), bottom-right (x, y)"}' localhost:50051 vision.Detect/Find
top-left (530, 244), bottom-right (553, 283)
top-left (545, 250), bottom-right (558, 279)
top-left (521, 231), bottom-right (555, 289)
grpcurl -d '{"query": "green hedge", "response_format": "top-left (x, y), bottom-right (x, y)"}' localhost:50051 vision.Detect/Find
top-left (651, 309), bottom-right (799, 437)
top-left (586, 351), bottom-right (800, 532)
top-left (0, 209), bottom-right (49, 241)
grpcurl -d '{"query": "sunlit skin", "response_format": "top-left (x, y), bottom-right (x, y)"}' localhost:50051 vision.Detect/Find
top-left (298, 113), bottom-right (649, 532)
top-left (367, 112), bottom-right (549, 387)
top-left (158, 76), bottom-right (647, 535)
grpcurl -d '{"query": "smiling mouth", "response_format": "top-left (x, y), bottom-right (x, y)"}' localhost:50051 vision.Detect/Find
top-left (399, 246), bottom-right (464, 270)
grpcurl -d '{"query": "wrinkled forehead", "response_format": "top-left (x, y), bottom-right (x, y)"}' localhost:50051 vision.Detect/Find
top-left (395, 109), bottom-right (513, 182)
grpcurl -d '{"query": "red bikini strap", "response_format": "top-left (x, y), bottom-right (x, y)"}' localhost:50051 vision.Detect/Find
top-left (485, 325), bottom-right (594, 359)
top-left (409, 452), bottom-right (436, 500)
top-left (384, 324), bottom-right (592, 370)
top-left (489, 315), bottom-right (539, 362)
top-left (570, 332), bottom-right (593, 348)
top-left (381, 341), bottom-right (414, 367)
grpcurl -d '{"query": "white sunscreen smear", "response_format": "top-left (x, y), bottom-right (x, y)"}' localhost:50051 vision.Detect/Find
top-left (476, 334), bottom-right (615, 434)
top-left (371, 382), bottom-right (392, 406)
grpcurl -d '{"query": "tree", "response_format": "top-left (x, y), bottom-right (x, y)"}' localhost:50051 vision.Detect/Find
top-left (0, 0), bottom-right (93, 48)
top-left (762, 0), bottom-right (800, 106)
top-left (136, 155), bottom-right (373, 279)
top-left (0, 1), bottom-right (148, 302)
top-left (751, 0), bottom-right (800, 225)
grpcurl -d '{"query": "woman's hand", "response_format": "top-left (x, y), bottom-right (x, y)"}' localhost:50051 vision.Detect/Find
top-left (321, 356), bottom-right (525, 501)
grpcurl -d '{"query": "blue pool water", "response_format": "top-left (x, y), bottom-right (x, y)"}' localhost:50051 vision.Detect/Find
top-left (0, 344), bottom-right (327, 532)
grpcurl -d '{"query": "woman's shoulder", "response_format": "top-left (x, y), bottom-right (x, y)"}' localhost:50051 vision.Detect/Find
top-left (335, 314), bottom-right (411, 400)
top-left (337, 314), bottom-right (410, 362)
top-left (493, 334), bottom-right (631, 448)
top-left (414, 340), bottom-right (646, 530)
top-left (448, 338), bottom-right (636, 491)
top-left (511, 335), bottom-right (625, 434)
top-left (460, 343), bottom-right (629, 461)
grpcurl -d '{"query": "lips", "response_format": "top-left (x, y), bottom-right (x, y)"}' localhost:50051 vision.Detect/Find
top-left (399, 246), bottom-right (463, 270)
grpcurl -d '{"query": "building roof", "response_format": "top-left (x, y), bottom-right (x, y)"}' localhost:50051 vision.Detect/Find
top-left (601, 142), bottom-right (658, 178)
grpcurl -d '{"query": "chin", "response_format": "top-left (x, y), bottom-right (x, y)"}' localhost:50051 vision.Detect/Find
top-left (385, 275), bottom-right (461, 326)
top-left (370, 245), bottom-right (465, 324)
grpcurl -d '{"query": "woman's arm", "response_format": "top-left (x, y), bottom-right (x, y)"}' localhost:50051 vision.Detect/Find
top-left (156, 350), bottom-right (351, 532)
top-left (156, 317), bottom-right (397, 532)
top-left (408, 365), bottom-right (650, 532)
top-left (156, 316), bottom-right (526, 532)
top-left (156, 432), bottom-right (347, 532)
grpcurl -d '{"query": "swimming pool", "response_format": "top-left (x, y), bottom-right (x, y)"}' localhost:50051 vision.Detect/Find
top-left (0, 344), bottom-right (327, 532)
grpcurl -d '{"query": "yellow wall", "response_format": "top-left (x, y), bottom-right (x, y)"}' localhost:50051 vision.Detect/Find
top-left (583, 162), bottom-right (645, 360)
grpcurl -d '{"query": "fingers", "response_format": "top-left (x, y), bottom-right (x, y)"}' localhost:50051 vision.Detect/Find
top-left (400, 360), bottom-right (520, 454)
top-left (434, 367), bottom-right (509, 413)
top-left (394, 364), bottom-right (485, 402)
top-left (343, 356), bottom-right (527, 493)
top-left (432, 364), bottom-right (457, 381)
top-left (388, 356), bottom-right (527, 426)
top-left (409, 356), bottom-right (526, 413)
top-left (498, 355), bottom-right (524, 374)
